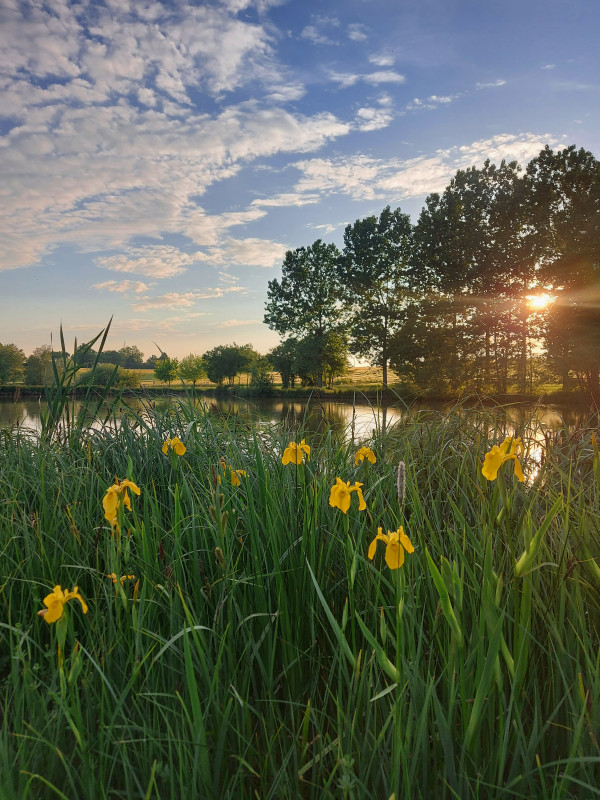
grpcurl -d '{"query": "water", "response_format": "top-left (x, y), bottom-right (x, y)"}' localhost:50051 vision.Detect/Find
top-left (1, 393), bottom-right (596, 440)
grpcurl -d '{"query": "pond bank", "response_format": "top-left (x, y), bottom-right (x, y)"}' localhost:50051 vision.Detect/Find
top-left (1, 383), bottom-right (598, 408)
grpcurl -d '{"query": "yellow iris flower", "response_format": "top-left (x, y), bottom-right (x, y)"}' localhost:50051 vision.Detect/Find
top-left (162, 436), bottom-right (186, 456)
top-left (368, 526), bottom-right (415, 570)
top-left (218, 458), bottom-right (247, 486)
top-left (38, 585), bottom-right (88, 623)
top-left (329, 477), bottom-right (367, 513)
top-left (282, 439), bottom-right (311, 465)
top-left (355, 446), bottom-right (376, 465)
top-left (229, 468), bottom-right (247, 487)
top-left (482, 436), bottom-right (525, 482)
top-left (102, 478), bottom-right (141, 530)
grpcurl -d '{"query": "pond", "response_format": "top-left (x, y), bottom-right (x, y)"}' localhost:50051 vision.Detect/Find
top-left (1, 392), bottom-right (597, 441)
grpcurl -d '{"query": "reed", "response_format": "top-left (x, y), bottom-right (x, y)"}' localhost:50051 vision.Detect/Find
top-left (0, 397), bottom-right (599, 799)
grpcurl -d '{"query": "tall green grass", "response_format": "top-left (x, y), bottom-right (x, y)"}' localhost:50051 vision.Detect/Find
top-left (1, 399), bottom-right (599, 799)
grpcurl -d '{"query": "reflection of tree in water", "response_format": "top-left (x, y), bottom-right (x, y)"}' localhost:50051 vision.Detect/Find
top-left (0, 400), bottom-right (43, 429)
top-left (275, 401), bottom-right (350, 438)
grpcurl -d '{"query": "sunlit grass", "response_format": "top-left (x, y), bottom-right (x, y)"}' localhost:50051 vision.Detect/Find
top-left (1, 399), bottom-right (599, 799)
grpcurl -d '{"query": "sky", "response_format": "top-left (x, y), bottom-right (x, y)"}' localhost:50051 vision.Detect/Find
top-left (1, 0), bottom-right (599, 360)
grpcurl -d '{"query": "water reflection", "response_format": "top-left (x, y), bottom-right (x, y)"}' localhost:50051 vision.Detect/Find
top-left (1, 393), bottom-right (597, 446)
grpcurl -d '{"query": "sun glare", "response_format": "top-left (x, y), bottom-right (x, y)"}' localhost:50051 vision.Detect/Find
top-left (526, 293), bottom-right (555, 311)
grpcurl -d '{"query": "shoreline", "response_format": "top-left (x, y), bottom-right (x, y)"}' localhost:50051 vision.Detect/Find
top-left (2, 383), bottom-right (598, 409)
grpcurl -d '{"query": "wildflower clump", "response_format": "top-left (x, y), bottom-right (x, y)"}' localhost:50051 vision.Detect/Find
top-left (482, 436), bottom-right (524, 482)
top-left (102, 477), bottom-right (141, 531)
top-left (282, 439), bottom-right (310, 465)
top-left (329, 478), bottom-right (367, 513)
top-left (368, 526), bottom-right (414, 570)
top-left (355, 446), bottom-right (376, 465)
top-left (38, 585), bottom-right (88, 623)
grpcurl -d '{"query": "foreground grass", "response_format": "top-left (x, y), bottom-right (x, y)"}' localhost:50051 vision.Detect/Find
top-left (1, 401), bottom-right (599, 799)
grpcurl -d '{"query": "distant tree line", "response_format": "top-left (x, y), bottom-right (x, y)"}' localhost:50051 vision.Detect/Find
top-left (265, 144), bottom-right (600, 395)
top-left (0, 340), bottom-right (277, 393)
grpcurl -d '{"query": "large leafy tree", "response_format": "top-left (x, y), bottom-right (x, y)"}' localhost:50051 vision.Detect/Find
top-left (24, 345), bottom-right (52, 384)
top-left (408, 160), bottom-right (535, 392)
top-left (293, 331), bottom-right (348, 388)
top-left (178, 354), bottom-right (206, 387)
top-left (338, 206), bottom-right (412, 387)
top-left (119, 345), bottom-right (144, 368)
top-left (0, 343), bottom-right (25, 384)
top-left (268, 338), bottom-right (299, 389)
top-left (202, 344), bottom-right (257, 386)
top-left (264, 239), bottom-right (342, 387)
top-left (526, 145), bottom-right (600, 393)
top-left (154, 357), bottom-right (179, 385)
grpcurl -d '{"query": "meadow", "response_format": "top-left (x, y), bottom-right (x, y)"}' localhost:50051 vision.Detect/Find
top-left (1, 396), bottom-right (599, 799)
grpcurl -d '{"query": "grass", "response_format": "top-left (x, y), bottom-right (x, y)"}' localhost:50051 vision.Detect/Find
top-left (1, 397), bottom-right (599, 799)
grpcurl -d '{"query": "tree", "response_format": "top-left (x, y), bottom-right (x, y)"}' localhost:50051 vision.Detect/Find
top-left (0, 343), bottom-right (25, 384)
top-left (100, 349), bottom-right (123, 366)
top-left (264, 239), bottom-right (343, 387)
top-left (526, 145), bottom-right (600, 393)
top-left (338, 206), bottom-right (413, 387)
top-left (410, 160), bottom-right (536, 393)
top-left (119, 345), bottom-right (144, 369)
top-left (249, 355), bottom-right (275, 395)
top-left (178, 354), bottom-right (206, 387)
top-left (293, 332), bottom-right (348, 388)
top-left (268, 338), bottom-right (299, 388)
top-left (154, 357), bottom-right (179, 385)
top-left (72, 347), bottom-right (97, 367)
top-left (25, 345), bottom-right (52, 384)
top-left (202, 344), bottom-right (257, 386)
top-left (77, 363), bottom-right (140, 389)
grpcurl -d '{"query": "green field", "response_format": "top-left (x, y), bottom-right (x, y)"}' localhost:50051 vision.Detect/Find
top-left (1, 398), bottom-right (599, 798)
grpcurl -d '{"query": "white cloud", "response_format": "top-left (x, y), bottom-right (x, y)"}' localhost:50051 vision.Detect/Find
top-left (221, 238), bottom-right (288, 268)
top-left (96, 247), bottom-right (212, 278)
top-left (405, 93), bottom-right (460, 111)
top-left (131, 285), bottom-right (249, 311)
top-left (0, 2), bottom-right (356, 271)
top-left (363, 71), bottom-right (406, 85)
top-left (369, 53), bottom-right (395, 67)
top-left (251, 192), bottom-right (321, 208)
top-left (217, 318), bottom-right (261, 327)
top-left (475, 79), bottom-right (507, 89)
top-left (131, 292), bottom-right (202, 310)
top-left (288, 133), bottom-right (563, 203)
top-left (300, 15), bottom-right (340, 46)
top-left (1, 98), bottom-right (350, 269)
top-left (93, 279), bottom-right (152, 294)
top-left (355, 107), bottom-right (394, 131)
top-left (541, 64), bottom-right (556, 70)
top-left (347, 24), bottom-right (368, 42)
top-left (329, 70), bottom-right (405, 88)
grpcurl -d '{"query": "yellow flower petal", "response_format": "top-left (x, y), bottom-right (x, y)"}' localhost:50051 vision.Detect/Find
top-left (120, 479), bottom-right (140, 496)
top-left (354, 485), bottom-right (367, 511)
top-left (355, 446), bottom-right (376, 465)
top-left (397, 527), bottom-right (415, 554)
top-left (282, 440), bottom-right (309, 465)
top-left (385, 540), bottom-right (405, 570)
top-left (173, 439), bottom-right (186, 456)
top-left (368, 527), bottom-right (389, 560)
top-left (513, 457), bottom-right (525, 482)
top-left (482, 445), bottom-right (503, 481)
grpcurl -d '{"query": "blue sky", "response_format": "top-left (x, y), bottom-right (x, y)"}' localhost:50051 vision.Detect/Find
top-left (1, 0), bottom-right (598, 360)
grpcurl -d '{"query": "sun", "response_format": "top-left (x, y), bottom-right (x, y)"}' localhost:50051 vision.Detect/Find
top-left (526, 293), bottom-right (555, 311)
